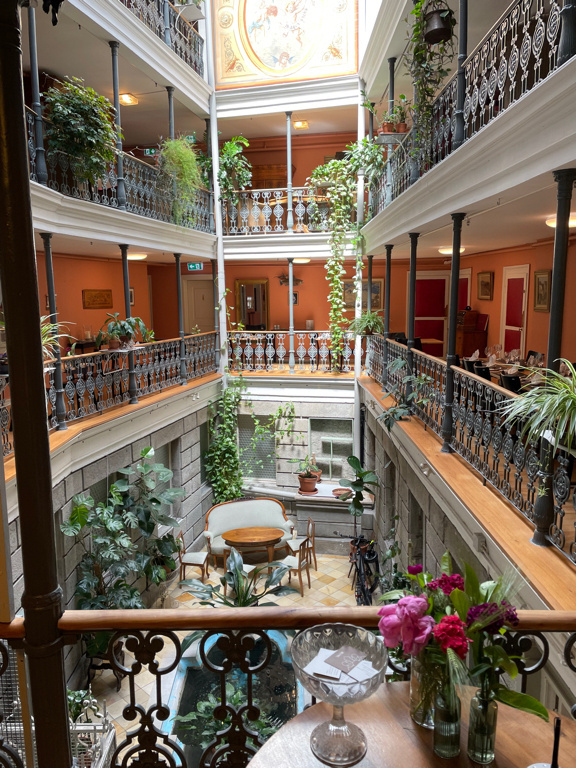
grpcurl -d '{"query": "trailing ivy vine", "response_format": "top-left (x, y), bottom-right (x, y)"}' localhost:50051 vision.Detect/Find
top-left (158, 136), bottom-right (203, 222)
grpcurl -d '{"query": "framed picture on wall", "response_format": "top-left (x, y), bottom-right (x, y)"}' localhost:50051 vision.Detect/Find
top-left (130, 287), bottom-right (135, 306)
top-left (291, 291), bottom-right (299, 306)
top-left (534, 270), bottom-right (551, 312)
top-left (477, 272), bottom-right (494, 301)
top-left (343, 279), bottom-right (384, 310)
top-left (82, 289), bottom-right (113, 309)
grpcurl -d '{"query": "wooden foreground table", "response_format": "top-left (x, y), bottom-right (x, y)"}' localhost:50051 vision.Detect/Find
top-left (248, 682), bottom-right (576, 768)
top-left (222, 526), bottom-right (285, 565)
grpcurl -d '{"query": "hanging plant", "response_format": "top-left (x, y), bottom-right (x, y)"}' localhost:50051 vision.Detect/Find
top-left (158, 136), bottom-right (203, 222)
top-left (217, 136), bottom-right (252, 202)
top-left (43, 76), bottom-right (118, 184)
top-left (308, 159), bottom-right (356, 360)
top-left (408, 0), bottom-right (456, 164)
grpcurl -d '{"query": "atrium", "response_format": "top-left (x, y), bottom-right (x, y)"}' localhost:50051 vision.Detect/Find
top-left (0, 0), bottom-right (575, 766)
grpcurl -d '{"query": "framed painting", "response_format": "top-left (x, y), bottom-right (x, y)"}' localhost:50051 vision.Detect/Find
top-left (477, 272), bottom-right (494, 301)
top-left (534, 270), bottom-right (551, 312)
top-left (82, 289), bottom-right (113, 309)
top-left (130, 287), bottom-right (135, 306)
top-left (343, 279), bottom-right (383, 310)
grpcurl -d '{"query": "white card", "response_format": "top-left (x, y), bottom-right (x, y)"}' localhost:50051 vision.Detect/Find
top-left (303, 648), bottom-right (342, 680)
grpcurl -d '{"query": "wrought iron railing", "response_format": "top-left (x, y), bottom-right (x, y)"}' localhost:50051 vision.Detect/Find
top-left (116, 0), bottom-right (205, 76)
top-left (26, 108), bottom-right (214, 233)
top-left (227, 331), bottom-right (363, 373)
top-left (366, 335), bottom-right (576, 563)
top-left (222, 187), bottom-right (334, 235)
top-left (0, 608), bottom-right (573, 768)
top-left (371, 0), bottom-right (570, 212)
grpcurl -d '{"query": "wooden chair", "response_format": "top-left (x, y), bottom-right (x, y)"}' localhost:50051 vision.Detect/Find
top-left (288, 517), bottom-right (317, 571)
top-left (278, 538), bottom-right (311, 597)
top-left (177, 532), bottom-right (209, 584)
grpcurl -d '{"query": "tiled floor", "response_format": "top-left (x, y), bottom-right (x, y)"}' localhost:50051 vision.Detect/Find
top-left (90, 553), bottom-right (357, 744)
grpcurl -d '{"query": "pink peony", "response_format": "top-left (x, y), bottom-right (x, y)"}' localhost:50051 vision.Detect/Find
top-left (378, 595), bottom-right (435, 655)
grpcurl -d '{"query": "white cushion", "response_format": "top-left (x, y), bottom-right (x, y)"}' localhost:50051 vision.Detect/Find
top-left (206, 499), bottom-right (292, 539)
top-left (181, 551), bottom-right (208, 566)
top-left (288, 537), bottom-right (307, 553)
top-left (280, 555), bottom-right (298, 569)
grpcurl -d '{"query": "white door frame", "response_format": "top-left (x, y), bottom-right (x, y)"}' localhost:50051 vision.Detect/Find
top-left (500, 264), bottom-right (530, 357)
top-left (408, 270), bottom-right (450, 352)
top-left (459, 267), bottom-right (472, 307)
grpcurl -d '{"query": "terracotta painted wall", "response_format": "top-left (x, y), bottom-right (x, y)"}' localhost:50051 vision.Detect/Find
top-left (148, 262), bottom-right (215, 340)
top-left (36, 252), bottom-right (151, 344)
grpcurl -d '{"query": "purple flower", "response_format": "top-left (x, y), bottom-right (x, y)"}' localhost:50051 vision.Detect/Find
top-left (467, 600), bottom-right (518, 633)
top-left (407, 564), bottom-right (423, 575)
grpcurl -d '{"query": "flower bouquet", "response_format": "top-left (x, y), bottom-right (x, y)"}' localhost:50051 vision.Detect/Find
top-left (378, 554), bottom-right (548, 761)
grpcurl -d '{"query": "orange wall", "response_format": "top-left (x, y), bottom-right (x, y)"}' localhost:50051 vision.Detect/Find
top-left (36, 252), bottom-right (152, 344)
top-left (148, 261), bottom-right (215, 339)
top-left (243, 132), bottom-right (357, 187)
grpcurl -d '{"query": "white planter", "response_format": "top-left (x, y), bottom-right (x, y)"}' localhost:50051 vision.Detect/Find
top-left (174, 3), bottom-right (205, 22)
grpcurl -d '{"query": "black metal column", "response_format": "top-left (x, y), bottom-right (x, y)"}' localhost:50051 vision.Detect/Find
top-left (41, 232), bottom-right (67, 430)
top-left (162, 0), bottom-right (171, 46)
top-left (388, 57), bottom-right (396, 115)
top-left (27, 6), bottom-right (47, 185)
top-left (441, 213), bottom-right (466, 452)
top-left (406, 233), bottom-right (419, 400)
top-left (109, 41), bottom-right (126, 210)
top-left (167, 85), bottom-right (175, 140)
top-left (212, 262), bottom-right (220, 369)
top-left (532, 168), bottom-right (576, 546)
top-left (367, 254), bottom-right (373, 313)
top-left (0, 2), bottom-right (72, 765)
top-left (120, 244), bottom-right (138, 403)
top-left (175, 253), bottom-right (187, 385)
top-left (558, 1), bottom-right (576, 66)
top-left (383, 244), bottom-right (393, 390)
top-left (453, 0), bottom-right (468, 150)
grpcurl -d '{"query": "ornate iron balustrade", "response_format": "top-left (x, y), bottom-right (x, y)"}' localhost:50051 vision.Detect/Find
top-left (116, 0), bottom-right (205, 76)
top-left (0, 335), bottom-right (218, 458)
top-left (2, 608), bottom-right (573, 768)
top-left (365, 334), bottom-right (386, 384)
top-left (227, 331), bottom-right (362, 373)
top-left (411, 349), bottom-right (446, 437)
top-left (384, 339), bottom-right (409, 397)
top-left (372, 0), bottom-right (570, 212)
top-left (222, 187), bottom-right (332, 235)
top-left (25, 108), bottom-right (214, 233)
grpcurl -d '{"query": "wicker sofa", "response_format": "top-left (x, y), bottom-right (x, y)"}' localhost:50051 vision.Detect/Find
top-left (204, 497), bottom-right (294, 568)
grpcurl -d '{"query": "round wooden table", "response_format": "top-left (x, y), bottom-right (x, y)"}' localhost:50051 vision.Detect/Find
top-left (248, 682), bottom-right (576, 767)
top-left (222, 526), bottom-right (285, 565)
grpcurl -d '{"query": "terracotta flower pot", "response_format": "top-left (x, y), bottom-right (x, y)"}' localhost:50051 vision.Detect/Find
top-left (382, 121), bottom-right (395, 133)
top-left (298, 474), bottom-right (318, 493)
top-left (396, 122), bottom-right (409, 133)
top-left (108, 338), bottom-right (121, 350)
top-left (311, 469), bottom-right (322, 483)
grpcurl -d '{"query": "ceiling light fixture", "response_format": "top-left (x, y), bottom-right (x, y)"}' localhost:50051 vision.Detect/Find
top-left (438, 246), bottom-right (465, 255)
top-left (293, 120), bottom-right (309, 130)
top-left (545, 215), bottom-right (576, 228)
top-left (127, 253), bottom-right (147, 260)
top-left (293, 258), bottom-right (311, 263)
top-left (119, 93), bottom-right (138, 106)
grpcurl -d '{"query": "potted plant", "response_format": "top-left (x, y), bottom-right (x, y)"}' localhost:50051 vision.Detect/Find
top-left (43, 76), bottom-right (118, 185)
top-left (422, 0), bottom-right (456, 44)
top-left (344, 138), bottom-right (387, 189)
top-left (347, 310), bottom-right (385, 336)
top-left (100, 312), bottom-right (149, 349)
top-left (157, 136), bottom-right (204, 224)
top-left (393, 95), bottom-right (412, 133)
top-left (218, 136), bottom-right (252, 203)
top-left (289, 454), bottom-right (320, 493)
top-left (337, 455), bottom-right (380, 538)
top-left (360, 92), bottom-right (395, 135)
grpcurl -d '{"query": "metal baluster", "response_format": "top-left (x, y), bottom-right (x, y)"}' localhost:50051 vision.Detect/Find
top-left (109, 42), bottom-right (127, 210)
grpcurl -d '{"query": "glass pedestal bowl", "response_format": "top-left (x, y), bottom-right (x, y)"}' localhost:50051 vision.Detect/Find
top-left (290, 623), bottom-right (387, 767)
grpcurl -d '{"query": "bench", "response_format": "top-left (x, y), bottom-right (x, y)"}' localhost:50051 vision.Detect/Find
top-left (204, 497), bottom-right (294, 568)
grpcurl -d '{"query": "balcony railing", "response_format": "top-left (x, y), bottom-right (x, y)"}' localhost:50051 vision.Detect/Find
top-left (26, 108), bottom-right (214, 233)
top-left (117, 0), bottom-right (204, 76)
top-left (222, 187), bottom-right (337, 236)
top-left (227, 331), bottom-right (364, 373)
top-left (371, 0), bottom-right (571, 213)
top-left (0, 607), bottom-right (573, 767)
top-left (0, 333), bottom-right (218, 458)
top-left (367, 334), bottom-right (576, 565)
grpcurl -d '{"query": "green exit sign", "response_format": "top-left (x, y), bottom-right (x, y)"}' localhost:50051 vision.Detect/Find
top-left (143, 148), bottom-right (157, 156)
top-left (187, 262), bottom-right (203, 271)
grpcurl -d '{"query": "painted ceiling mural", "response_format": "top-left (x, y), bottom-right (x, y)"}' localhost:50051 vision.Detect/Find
top-left (214, 0), bottom-right (357, 89)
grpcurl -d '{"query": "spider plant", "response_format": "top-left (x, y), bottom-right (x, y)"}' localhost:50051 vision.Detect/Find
top-left (498, 360), bottom-right (576, 452)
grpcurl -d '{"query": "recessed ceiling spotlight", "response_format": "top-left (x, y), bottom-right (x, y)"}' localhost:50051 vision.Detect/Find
top-left (438, 246), bottom-right (465, 255)
top-left (119, 93), bottom-right (138, 106)
top-left (293, 120), bottom-right (309, 130)
top-left (545, 215), bottom-right (576, 228)
top-left (293, 258), bottom-right (311, 263)
top-left (127, 253), bottom-right (147, 260)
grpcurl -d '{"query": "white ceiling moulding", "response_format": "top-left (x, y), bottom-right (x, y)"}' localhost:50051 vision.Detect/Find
top-left (223, 233), bottom-right (355, 260)
top-left (363, 55), bottom-right (576, 254)
top-left (65, 0), bottom-right (212, 116)
top-left (215, 75), bottom-right (360, 119)
top-left (31, 182), bottom-right (217, 261)
top-left (359, 0), bottom-right (412, 98)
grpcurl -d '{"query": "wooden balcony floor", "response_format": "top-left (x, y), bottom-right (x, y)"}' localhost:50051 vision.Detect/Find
top-left (90, 553), bottom-right (357, 743)
top-left (229, 367), bottom-right (355, 379)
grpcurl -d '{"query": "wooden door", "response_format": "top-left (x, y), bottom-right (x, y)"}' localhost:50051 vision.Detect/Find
top-left (500, 265), bottom-right (529, 356)
top-left (412, 272), bottom-right (449, 356)
top-left (183, 278), bottom-right (214, 333)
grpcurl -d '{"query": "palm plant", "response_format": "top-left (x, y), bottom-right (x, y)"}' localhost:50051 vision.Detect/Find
top-left (499, 361), bottom-right (576, 452)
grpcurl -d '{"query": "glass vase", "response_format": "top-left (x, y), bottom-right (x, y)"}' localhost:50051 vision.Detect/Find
top-left (409, 654), bottom-right (434, 729)
top-left (467, 688), bottom-right (498, 764)
top-left (433, 689), bottom-right (461, 758)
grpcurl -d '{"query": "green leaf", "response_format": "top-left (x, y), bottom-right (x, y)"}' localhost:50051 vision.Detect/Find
top-left (347, 455), bottom-right (362, 472)
top-left (440, 551), bottom-right (452, 575)
top-left (464, 562), bottom-right (481, 604)
top-left (449, 588), bottom-right (471, 621)
top-left (495, 688), bottom-right (549, 721)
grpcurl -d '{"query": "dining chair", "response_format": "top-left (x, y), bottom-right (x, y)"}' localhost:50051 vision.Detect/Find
top-left (288, 517), bottom-right (317, 571)
top-left (278, 539), bottom-right (311, 597)
top-left (473, 364), bottom-right (492, 382)
top-left (463, 359), bottom-right (476, 373)
top-left (499, 373), bottom-right (521, 393)
top-left (177, 531), bottom-right (209, 583)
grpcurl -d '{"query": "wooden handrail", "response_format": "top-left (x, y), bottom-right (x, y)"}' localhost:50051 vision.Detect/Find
top-left (0, 608), bottom-right (574, 641)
